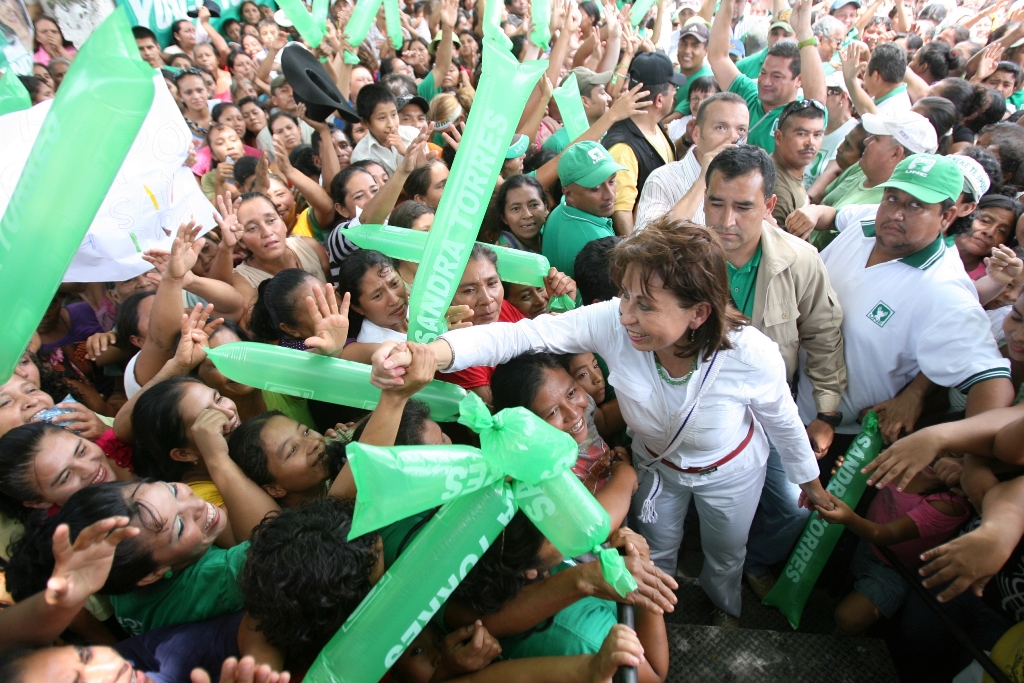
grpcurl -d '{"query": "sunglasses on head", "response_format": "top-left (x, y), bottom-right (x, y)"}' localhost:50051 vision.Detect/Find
top-left (778, 98), bottom-right (827, 126)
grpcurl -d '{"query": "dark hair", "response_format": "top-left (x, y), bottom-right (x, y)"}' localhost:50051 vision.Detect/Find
top-left (579, 1), bottom-right (601, 20)
top-left (212, 101), bottom-right (242, 123)
top-left (16, 76), bottom-right (46, 102)
top-left (958, 145), bottom-right (1003, 196)
top-left (289, 144), bottom-right (320, 177)
top-left (574, 236), bottom-right (621, 304)
top-left (6, 482), bottom-right (158, 599)
top-left (234, 155), bottom-right (259, 186)
top-left (268, 111), bottom-right (300, 134)
top-left (469, 242), bottom-right (499, 269)
top-left (779, 100), bottom-right (826, 131)
top-left (450, 511), bottom-right (545, 616)
top-left (766, 39), bottom-right (801, 78)
top-left (982, 123), bottom-right (1024, 190)
top-left (330, 165), bottom-right (375, 207)
top-left (963, 194), bottom-right (1024, 245)
top-left (380, 73), bottom-right (419, 98)
top-left (390, 200), bottom-right (434, 229)
top-left (940, 25), bottom-right (970, 44)
top-left (222, 18), bottom-right (240, 34)
top-left (239, 0), bottom-right (260, 22)
top-left (915, 41), bottom-right (965, 83)
top-left (0, 423), bottom-right (65, 519)
top-left (637, 81), bottom-right (670, 105)
top-left (114, 290), bottom-right (156, 352)
top-left (171, 66), bottom-right (205, 86)
top-left (994, 61), bottom-right (1024, 89)
top-left (917, 3), bottom-right (947, 23)
top-left (131, 376), bottom-right (207, 481)
top-left (378, 57), bottom-right (406, 78)
top-left (310, 123), bottom-right (341, 155)
top-left (350, 398), bottom-right (434, 446)
top-left (932, 78), bottom-right (988, 127)
top-left (237, 95), bottom-right (262, 109)
top-left (404, 159), bottom-right (444, 201)
top-left (481, 174), bottom-right (546, 241)
top-left (335, 250), bottom-right (397, 337)
top-left (491, 353), bottom-right (567, 413)
top-left (609, 220), bottom-right (745, 360)
top-left (867, 43), bottom-right (908, 84)
top-left (706, 145), bottom-right (776, 199)
top-left (686, 75), bottom-right (721, 100)
top-left (356, 84), bottom-right (397, 122)
top-left (171, 19), bottom-right (192, 44)
top-left (693, 91), bottom-right (745, 129)
top-left (227, 410), bottom-right (283, 486)
top-left (912, 96), bottom-right (956, 154)
top-left (249, 269), bottom-right (317, 342)
top-left (132, 25), bottom-right (159, 43)
top-left (865, 15), bottom-right (893, 32)
top-left (240, 497), bottom-right (380, 669)
top-left (970, 87), bottom-right (1008, 134)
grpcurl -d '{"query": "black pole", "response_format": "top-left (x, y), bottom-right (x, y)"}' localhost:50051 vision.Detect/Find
top-left (614, 603), bottom-right (639, 683)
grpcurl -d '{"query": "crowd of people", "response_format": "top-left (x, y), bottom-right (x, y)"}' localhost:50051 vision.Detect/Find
top-left (6, 0), bottom-right (1024, 679)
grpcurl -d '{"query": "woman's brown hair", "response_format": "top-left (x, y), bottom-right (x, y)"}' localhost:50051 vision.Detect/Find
top-left (609, 218), bottom-right (745, 361)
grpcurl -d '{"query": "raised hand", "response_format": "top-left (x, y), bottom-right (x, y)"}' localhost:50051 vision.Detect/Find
top-left (440, 0), bottom-right (458, 29)
top-left (191, 656), bottom-right (291, 683)
top-left (985, 244), bottom-right (1023, 285)
top-left (544, 267), bottom-right (577, 301)
top-left (440, 121), bottom-right (465, 150)
top-left (47, 517), bottom-right (138, 609)
top-left (370, 341), bottom-right (415, 388)
top-left (172, 303), bottom-right (223, 371)
top-left (608, 82), bottom-right (651, 122)
top-left (85, 331), bottom-right (117, 361)
top-left (168, 220), bottom-right (206, 280)
top-left (303, 284), bottom-right (352, 357)
top-left (215, 190), bottom-right (243, 248)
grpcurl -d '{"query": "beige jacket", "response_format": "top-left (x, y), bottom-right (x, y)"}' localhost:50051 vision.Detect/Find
top-left (750, 222), bottom-right (846, 414)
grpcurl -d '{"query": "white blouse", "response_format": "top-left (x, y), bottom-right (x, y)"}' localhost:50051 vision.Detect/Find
top-left (441, 299), bottom-right (820, 487)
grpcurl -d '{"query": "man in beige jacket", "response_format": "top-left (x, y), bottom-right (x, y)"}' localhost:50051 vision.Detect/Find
top-left (702, 144), bottom-right (846, 605)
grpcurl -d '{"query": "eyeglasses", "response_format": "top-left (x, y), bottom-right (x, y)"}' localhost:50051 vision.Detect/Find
top-left (778, 98), bottom-right (827, 126)
top-left (826, 87), bottom-right (845, 96)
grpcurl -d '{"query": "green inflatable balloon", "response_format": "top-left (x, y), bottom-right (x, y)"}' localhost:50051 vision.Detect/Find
top-left (548, 293), bottom-right (576, 313)
top-left (277, 0), bottom-right (326, 47)
top-left (761, 412), bottom-right (884, 629)
top-left (342, 0), bottom-right (385, 64)
top-left (530, 0), bottom-right (551, 46)
top-left (406, 41), bottom-right (546, 342)
top-left (345, 224), bottom-right (551, 286)
top-left (312, 0), bottom-right (329, 34)
top-left (551, 72), bottom-right (589, 141)
top-left (630, 0), bottom-right (658, 26)
top-left (0, 9), bottom-right (154, 380)
top-left (0, 69), bottom-right (31, 116)
top-left (204, 342), bottom-right (467, 420)
top-left (383, 0), bottom-right (404, 49)
top-left (306, 483), bottom-right (517, 683)
top-left (483, 0), bottom-right (513, 50)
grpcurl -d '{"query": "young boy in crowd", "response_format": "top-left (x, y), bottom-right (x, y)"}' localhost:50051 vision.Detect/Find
top-left (351, 84), bottom-right (422, 176)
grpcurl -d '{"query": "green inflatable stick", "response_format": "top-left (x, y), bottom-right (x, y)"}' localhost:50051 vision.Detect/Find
top-left (0, 69), bottom-right (31, 116)
top-left (530, 0), bottom-right (552, 47)
top-left (0, 9), bottom-right (153, 380)
top-left (761, 412), bottom-right (884, 629)
top-left (204, 343), bottom-right (467, 420)
top-left (406, 41), bottom-right (546, 342)
top-left (482, 0), bottom-right (513, 50)
top-left (345, 224), bottom-right (551, 286)
top-left (277, 0), bottom-right (326, 47)
top-left (630, 0), bottom-right (658, 26)
top-left (342, 0), bottom-right (385, 64)
top-left (312, 0), bottom-right (329, 34)
top-left (306, 483), bottom-right (517, 683)
top-left (383, 0), bottom-right (404, 49)
top-left (551, 72), bottom-right (590, 141)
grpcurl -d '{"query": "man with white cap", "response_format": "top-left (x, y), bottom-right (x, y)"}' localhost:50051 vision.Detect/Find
top-left (795, 154), bottom-right (1014, 471)
top-left (804, 71), bottom-right (858, 187)
top-left (786, 111), bottom-right (938, 245)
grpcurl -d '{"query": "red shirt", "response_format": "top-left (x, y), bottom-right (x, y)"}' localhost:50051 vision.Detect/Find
top-left (436, 300), bottom-right (525, 390)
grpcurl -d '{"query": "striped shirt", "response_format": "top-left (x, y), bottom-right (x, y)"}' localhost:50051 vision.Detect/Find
top-left (634, 146), bottom-right (705, 231)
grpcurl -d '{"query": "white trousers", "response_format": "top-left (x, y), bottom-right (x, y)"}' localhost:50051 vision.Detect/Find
top-left (629, 460), bottom-right (767, 617)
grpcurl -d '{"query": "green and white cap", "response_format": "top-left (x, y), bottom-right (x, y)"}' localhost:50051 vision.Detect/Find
top-left (877, 154), bottom-right (965, 205)
top-left (557, 141), bottom-right (626, 188)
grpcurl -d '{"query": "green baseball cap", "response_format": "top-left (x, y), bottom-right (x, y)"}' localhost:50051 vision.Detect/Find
top-left (557, 141), bottom-right (626, 188)
top-left (877, 154), bottom-right (965, 205)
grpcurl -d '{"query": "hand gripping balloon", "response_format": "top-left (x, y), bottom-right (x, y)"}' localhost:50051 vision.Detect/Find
top-left (761, 412), bottom-right (884, 629)
top-left (344, 224), bottom-right (551, 286)
top-left (0, 9), bottom-right (154, 379)
top-left (629, 0), bottom-right (658, 27)
top-left (0, 69), bottom-right (31, 116)
top-left (304, 393), bottom-right (636, 683)
top-left (405, 39), bottom-right (546, 342)
top-left (551, 72), bottom-right (590, 142)
top-left (204, 342), bottom-right (467, 420)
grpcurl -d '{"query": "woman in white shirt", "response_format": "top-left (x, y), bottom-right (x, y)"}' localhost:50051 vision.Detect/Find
top-left (370, 220), bottom-right (832, 625)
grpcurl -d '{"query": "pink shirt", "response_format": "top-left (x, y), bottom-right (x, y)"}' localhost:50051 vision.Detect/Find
top-left (867, 483), bottom-right (971, 569)
top-left (34, 45), bottom-right (77, 66)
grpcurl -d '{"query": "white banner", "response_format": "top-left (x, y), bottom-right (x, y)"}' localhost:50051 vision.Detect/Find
top-left (0, 74), bottom-right (216, 283)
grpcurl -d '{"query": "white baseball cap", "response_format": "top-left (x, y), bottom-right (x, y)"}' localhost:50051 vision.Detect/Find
top-left (825, 71), bottom-right (848, 93)
top-left (949, 155), bottom-right (991, 202)
top-left (861, 111), bottom-right (938, 155)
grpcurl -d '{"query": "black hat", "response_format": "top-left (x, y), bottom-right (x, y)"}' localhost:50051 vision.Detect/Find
top-left (187, 0), bottom-right (221, 18)
top-left (280, 43), bottom-right (360, 123)
top-left (396, 93), bottom-right (430, 114)
top-left (628, 52), bottom-right (687, 89)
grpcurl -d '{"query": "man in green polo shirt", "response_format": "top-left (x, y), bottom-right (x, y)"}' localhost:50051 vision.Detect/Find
top-left (542, 141), bottom-right (625, 277)
top-left (667, 22), bottom-right (712, 121)
top-left (736, 17), bottom-right (794, 79)
top-left (708, 0), bottom-right (825, 154)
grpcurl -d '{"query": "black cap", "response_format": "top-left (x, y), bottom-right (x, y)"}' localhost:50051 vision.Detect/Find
top-left (187, 0), bottom-right (221, 18)
top-left (280, 43), bottom-right (360, 123)
top-left (628, 52), bottom-right (687, 89)
top-left (396, 94), bottom-right (430, 114)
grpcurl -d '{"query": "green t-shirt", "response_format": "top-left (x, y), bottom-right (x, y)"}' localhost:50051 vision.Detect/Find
top-left (418, 71), bottom-right (440, 102)
top-left (542, 127), bottom-right (571, 153)
top-left (736, 47), bottom-right (767, 80)
top-left (726, 243), bottom-right (762, 317)
top-left (728, 73), bottom-right (788, 154)
top-left (499, 561), bottom-right (617, 659)
top-left (673, 64), bottom-right (713, 115)
top-left (541, 201), bottom-right (616, 278)
top-left (110, 542), bottom-right (249, 637)
top-left (381, 511), bottom-right (433, 567)
top-left (262, 391), bottom-right (317, 429)
top-left (1008, 89), bottom-right (1024, 110)
top-left (822, 163), bottom-right (881, 209)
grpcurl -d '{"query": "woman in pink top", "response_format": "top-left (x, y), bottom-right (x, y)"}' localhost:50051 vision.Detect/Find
top-left (32, 16), bottom-right (76, 66)
top-left (815, 458), bottom-right (971, 635)
top-left (952, 195), bottom-right (1021, 280)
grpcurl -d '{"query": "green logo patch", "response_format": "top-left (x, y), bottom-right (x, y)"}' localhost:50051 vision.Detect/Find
top-left (866, 301), bottom-right (895, 328)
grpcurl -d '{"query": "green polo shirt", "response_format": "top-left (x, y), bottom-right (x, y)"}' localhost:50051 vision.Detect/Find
top-left (542, 126), bottom-right (571, 153)
top-left (874, 83), bottom-right (908, 106)
top-left (736, 47), bottom-right (767, 79)
top-left (418, 71), bottom-right (440, 102)
top-left (726, 243), bottom-right (762, 317)
top-left (541, 201), bottom-right (616, 278)
top-left (1008, 89), bottom-right (1024, 110)
top-left (728, 73), bottom-right (789, 153)
top-left (673, 64), bottom-right (713, 115)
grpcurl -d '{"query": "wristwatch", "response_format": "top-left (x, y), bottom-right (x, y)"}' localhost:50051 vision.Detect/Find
top-left (797, 36), bottom-right (819, 49)
top-left (815, 412), bottom-right (842, 428)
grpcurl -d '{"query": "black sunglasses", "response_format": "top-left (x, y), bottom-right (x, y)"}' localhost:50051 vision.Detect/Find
top-left (778, 98), bottom-right (827, 126)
